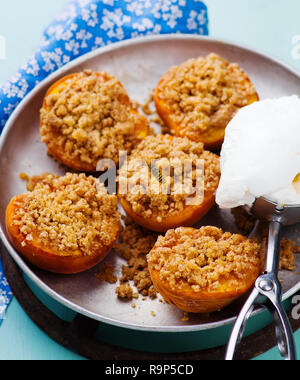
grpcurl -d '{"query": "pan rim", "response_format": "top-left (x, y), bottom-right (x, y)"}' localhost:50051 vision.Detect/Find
top-left (0, 34), bottom-right (299, 333)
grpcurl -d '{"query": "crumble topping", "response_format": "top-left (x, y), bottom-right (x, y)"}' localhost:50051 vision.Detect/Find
top-left (147, 226), bottom-right (262, 292)
top-left (157, 53), bottom-right (257, 138)
top-left (40, 70), bottom-right (148, 167)
top-left (116, 284), bottom-right (134, 300)
top-left (13, 173), bottom-right (120, 256)
top-left (114, 217), bottom-right (158, 300)
top-left (119, 134), bottom-right (220, 219)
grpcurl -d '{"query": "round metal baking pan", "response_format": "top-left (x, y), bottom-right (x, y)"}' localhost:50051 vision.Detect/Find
top-left (0, 35), bottom-right (299, 334)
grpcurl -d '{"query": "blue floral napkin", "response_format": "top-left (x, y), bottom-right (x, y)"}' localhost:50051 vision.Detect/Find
top-left (0, 0), bottom-right (209, 323)
top-left (0, 260), bottom-right (13, 321)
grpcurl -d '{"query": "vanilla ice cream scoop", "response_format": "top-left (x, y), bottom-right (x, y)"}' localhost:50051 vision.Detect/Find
top-left (216, 95), bottom-right (300, 209)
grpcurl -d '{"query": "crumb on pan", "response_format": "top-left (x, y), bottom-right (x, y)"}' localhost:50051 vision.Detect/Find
top-left (114, 217), bottom-right (158, 299)
top-left (147, 226), bottom-right (262, 292)
top-left (140, 92), bottom-right (166, 130)
top-left (141, 92), bottom-right (155, 116)
top-left (13, 173), bottom-right (119, 256)
top-left (279, 238), bottom-right (298, 271)
top-left (119, 134), bottom-right (220, 219)
top-left (116, 283), bottom-right (134, 300)
top-left (40, 70), bottom-right (148, 167)
top-left (95, 262), bottom-right (118, 284)
top-left (156, 53), bottom-right (257, 137)
top-left (19, 172), bottom-right (30, 182)
top-left (24, 172), bottom-right (55, 192)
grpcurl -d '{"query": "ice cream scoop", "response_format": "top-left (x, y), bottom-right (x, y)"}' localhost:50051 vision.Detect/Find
top-left (226, 196), bottom-right (298, 360)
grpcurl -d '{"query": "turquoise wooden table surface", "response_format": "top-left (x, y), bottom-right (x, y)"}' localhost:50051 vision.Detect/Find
top-left (0, 0), bottom-right (300, 360)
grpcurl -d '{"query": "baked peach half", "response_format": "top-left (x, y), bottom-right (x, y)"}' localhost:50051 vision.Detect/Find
top-left (6, 173), bottom-right (120, 274)
top-left (119, 189), bottom-right (216, 233)
top-left (118, 135), bottom-right (220, 233)
top-left (155, 53), bottom-right (259, 150)
top-left (147, 227), bottom-right (262, 314)
top-left (40, 71), bottom-right (150, 172)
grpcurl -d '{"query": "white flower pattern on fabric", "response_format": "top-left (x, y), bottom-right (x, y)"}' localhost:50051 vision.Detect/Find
top-left (0, 261), bottom-right (13, 321)
top-left (0, 0), bottom-right (209, 322)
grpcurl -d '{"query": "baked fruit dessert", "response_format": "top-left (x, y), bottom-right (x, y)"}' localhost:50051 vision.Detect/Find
top-left (40, 71), bottom-right (150, 172)
top-left (6, 173), bottom-right (120, 274)
top-left (147, 226), bottom-right (262, 313)
top-left (118, 134), bottom-right (220, 232)
top-left (155, 53), bottom-right (259, 150)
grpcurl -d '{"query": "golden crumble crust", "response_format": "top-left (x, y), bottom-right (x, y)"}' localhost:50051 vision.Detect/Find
top-left (147, 226), bottom-right (262, 292)
top-left (40, 71), bottom-right (149, 169)
top-left (12, 173), bottom-right (120, 256)
top-left (155, 53), bottom-right (258, 143)
top-left (119, 134), bottom-right (220, 219)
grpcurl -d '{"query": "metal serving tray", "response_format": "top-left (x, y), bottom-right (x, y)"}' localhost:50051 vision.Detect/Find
top-left (0, 35), bottom-right (299, 334)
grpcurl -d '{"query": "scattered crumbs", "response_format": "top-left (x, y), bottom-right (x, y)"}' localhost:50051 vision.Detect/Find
top-left (95, 262), bottom-right (117, 284)
top-left (278, 238), bottom-right (298, 271)
top-left (19, 172), bottom-right (30, 182)
top-left (24, 173), bottom-right (56, 191)
top-left (113, 217), bottom-right (158, 300)
top-left (131, 303), bottom-right (136, 309)
top-left (93, 216), bottom-right (162, 305)
top-left (116, 284), bottom-right (134, 300)
top-left (131, 100), bottom-right (140, 110)
top-left (141, 91), bottom-right (155, 116)
top-left (151, 311), bottom-right (156, 317)
top-left (140, 90), bottom-right (167, 131)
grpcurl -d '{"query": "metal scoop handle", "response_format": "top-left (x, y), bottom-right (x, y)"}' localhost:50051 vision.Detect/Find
top-left (225, 220), bottom-right (296, 360)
